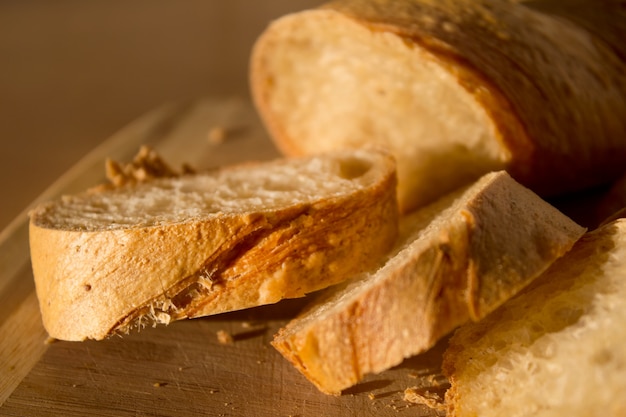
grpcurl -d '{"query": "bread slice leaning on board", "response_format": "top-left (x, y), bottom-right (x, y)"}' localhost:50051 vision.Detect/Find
top-left (251, 0), bottom-right (626, 213)
top-left (272, 171), bottom-right (585, 395)
top-left (443, 218), bottom-right (626, 417)
top-left (29, 147), bottom-right (399, 341)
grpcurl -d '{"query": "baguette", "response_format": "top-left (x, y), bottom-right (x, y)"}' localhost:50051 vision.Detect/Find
top-left (251, 0), bottom-right (626, 213)
top-left (271, 171), bottom-right (584, 395)
top-left (443, 219), bottom-right (626, 417)
top-left (29, 148), bottom-right (399, 341)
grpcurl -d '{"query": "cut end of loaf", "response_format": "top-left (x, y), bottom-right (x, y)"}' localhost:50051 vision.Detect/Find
top-left (28, 148), bottom-right (399, 341)
top-left (251, 8), bottom-right (511, 212)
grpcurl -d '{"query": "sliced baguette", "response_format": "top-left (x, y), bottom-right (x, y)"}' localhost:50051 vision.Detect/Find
top-left (443, 219), bottom-right (626, 417)
top-left (271, 171), bottom-right (585, 395)
top-left (29, 148), bottom-right (398, 341)
top-left (251, 0), bottom-right (626, 212)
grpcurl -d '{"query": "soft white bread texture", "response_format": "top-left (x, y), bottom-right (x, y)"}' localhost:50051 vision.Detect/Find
top-left (443, 219), bottom-right (626, 417)
top-left (29, 148), bottom-right (399, 341)
top-left (271, 171), bottom-right (585, 395)
top-left (251, 0), bottom-right (626, 212)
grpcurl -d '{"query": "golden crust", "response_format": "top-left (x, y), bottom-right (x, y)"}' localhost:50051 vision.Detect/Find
top-left (29, 213), bottom-right (270, 341)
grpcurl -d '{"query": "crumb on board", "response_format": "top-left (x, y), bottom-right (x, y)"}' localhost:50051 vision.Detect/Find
top-left (217, 329), bottom-right (234, 345)
top-left (385, 401), bottom-right (411, 411)
top-left (100, 145), bottom-right (195, 190)
top-left (153, 382), bottom-right (167, 388)
top-left (426, 373), bottom-right (448, 387)
top-left (403, 387), bottom-right (445, 410)
top-left (407, 370), bottom-right (449, 388)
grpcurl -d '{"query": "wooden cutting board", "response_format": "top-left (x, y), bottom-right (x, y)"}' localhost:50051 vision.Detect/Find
top-left (0, 97), bottom-right (447, 417)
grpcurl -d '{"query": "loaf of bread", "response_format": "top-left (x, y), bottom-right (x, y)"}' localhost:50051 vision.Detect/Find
top-left (29, 148), bottom-right (399, 341)
top-left (271, 171), bottom-right (585, 395)
top-left (251, 0), bottom-right (626, 213)
top-left (443, 219), bottom-right (626, 417)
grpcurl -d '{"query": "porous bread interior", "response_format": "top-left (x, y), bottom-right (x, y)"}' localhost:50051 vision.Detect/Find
top-left (31, 150), bottom-right (379, 232)
top-left (445, 220), bottom-right (626, 417)
top-left (257, 9), bottom-right (510, 211)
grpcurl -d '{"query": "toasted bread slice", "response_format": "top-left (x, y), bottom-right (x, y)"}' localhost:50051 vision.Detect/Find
top-left (251, 1), bottom-right (626, 212)
top-left (29, 148), bottom-right (398, 341)
top-left (272, 171), bottom-right (584, 395)
top-left (443, 219), bottom-right (626, 417)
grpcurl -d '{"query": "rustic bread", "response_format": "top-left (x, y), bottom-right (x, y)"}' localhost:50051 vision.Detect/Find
top-left (251, 0), bottom-right (626, 213)
top-left (443, 219), bottom-right (626, 417)
top-left (271, 171), bottom-right (585, 395)
top-left (29, 148), bottom-right (399, 341)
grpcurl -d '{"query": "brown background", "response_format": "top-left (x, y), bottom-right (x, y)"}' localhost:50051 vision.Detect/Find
top-left (0, 0), bottom-right (325, 231)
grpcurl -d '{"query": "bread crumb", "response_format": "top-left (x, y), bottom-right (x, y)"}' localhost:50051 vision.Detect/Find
top-left (217, 329), bottom-right (234, 345)
top-left (407, 370), bottom-right (449, 387)
top-left (368, 392), bottom-right (377, 400)
top-left (426, 373), bottom-right (448, 387)
top-left (386, 402), bottom-right (409, 411)
top-left (208, 126), bottom-right (226, 144)
top-left (97, 145), bottom-right (195, 191)
top-left (153, 382), bottom-right (167, 387)
top-left (155, 311), bottom-right (171, 325)
top-left (403, 387), bottom-right (445, 410)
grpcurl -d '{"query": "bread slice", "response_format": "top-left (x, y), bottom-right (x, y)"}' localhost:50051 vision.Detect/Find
top-left (443, 219), bottom-right (626, 417)
top-left (29, 148), bottom-right (399, 341)
top-left (271, 171), bottom-right (585, 395)
top-left (250, 0), bottom-right (626, 213)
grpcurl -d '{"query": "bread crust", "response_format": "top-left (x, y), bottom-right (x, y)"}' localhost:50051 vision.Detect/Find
top-left (271, 171), bottom-right (585, 395)
top-left (29, 149), bottom-right (399, 341)
top-left (251, 0), bottom-right (626, 210)
top-left (442, 219), bottom-right (626, 417)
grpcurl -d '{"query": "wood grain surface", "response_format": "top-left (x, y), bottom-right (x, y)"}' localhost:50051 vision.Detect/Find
top-left (0, 99), bottom-right (447, 417)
